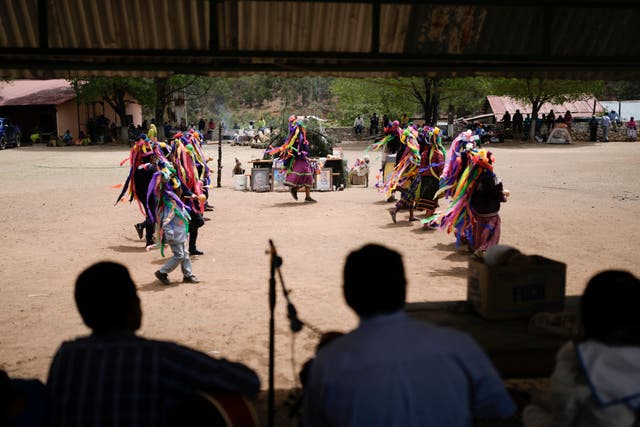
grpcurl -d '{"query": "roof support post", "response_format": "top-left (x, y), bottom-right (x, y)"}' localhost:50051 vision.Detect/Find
top-left (371, 1), bottom-right (380, 54)
top-left (38, 0), bottom-right (48, 49)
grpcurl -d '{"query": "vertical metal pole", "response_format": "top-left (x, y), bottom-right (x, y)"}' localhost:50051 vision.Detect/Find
top-left (268, 239), bottom-right (278, 427)
top-left (217, 126), bottom-right (222, 187)
top-left (268, 274), bottom-right (276, 427)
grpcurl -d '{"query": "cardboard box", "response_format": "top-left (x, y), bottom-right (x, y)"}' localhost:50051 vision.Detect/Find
top-left (467, 256), bottom-right (566, 320)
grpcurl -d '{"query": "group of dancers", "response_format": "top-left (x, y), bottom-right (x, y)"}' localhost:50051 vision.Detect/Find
top-left (116, 129), bottom-right (213, 285)
top-left (370, 121), bottom-right (510, 257)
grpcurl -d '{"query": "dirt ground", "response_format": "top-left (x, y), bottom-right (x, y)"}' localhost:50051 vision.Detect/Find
top-left (1, 139), bottom-right (639, 403)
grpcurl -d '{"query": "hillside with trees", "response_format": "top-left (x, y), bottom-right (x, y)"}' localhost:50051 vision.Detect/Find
top-left (70, 75), bottom-right (634, 142)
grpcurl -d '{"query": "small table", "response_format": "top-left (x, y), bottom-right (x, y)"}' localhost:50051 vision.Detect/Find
top-left (249, 158), bottom-right (347, 191)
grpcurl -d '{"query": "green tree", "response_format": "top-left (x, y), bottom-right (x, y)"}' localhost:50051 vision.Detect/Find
top-left (600, 81), bottom-right (640, 116)
top-left (486, 78), bottom-right (603, 141)
top-left (151, 76), bottom-right (206, 131)
top-left (439, 77), bottom-right (490, 118)
top-left (330, 77), bottom-right (492, 129)
top-left (330, 78), bottom-right (418, 126)
top-left (601, 81), bottom-right (640, 101)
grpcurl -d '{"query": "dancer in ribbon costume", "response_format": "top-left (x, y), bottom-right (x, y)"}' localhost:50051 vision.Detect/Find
top-left (368, 120), bottom-right (402, 201)
top-left (169, 130), bottom-right (210, 256)
top-left (386, 125), bottom-right (421, 223)
top-left (424, 130), bottom-right (508, 253)
top-left (148, 161), bottom-right (201, 285)
top-left (415, 126), bottom-right (446, 229)
top-left (468, 157), bottom-right (510, 257)
top-left (266, 115), bottom-right (317, 203)
top-left (422, 130), bottom-right (479, 246)
top-left (115, 134), bottom-right (158, 248)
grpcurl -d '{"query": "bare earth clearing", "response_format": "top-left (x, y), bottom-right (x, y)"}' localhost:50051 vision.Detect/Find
top-left (1, 140), bottom-right (639, 401)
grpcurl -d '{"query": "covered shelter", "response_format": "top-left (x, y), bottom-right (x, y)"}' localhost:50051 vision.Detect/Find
top-left (0, 80), bottom-right (142, 141)
top-left (486, 96), bottom-right (604, 122)
top-left (0, 0), bottom-right (639, 80)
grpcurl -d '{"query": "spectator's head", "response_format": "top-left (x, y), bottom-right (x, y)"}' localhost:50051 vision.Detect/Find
top-left (343, 244), bottom-right (406, 317)
top-left (581, 270), bottom-right (640, 346)
top-left (75, 262), bottom-right (141, 334)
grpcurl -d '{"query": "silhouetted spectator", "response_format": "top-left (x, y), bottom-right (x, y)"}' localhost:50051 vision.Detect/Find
top-left (546, 110), bottom-right (555, 135)
top-left (523, 270), bottom-right (640, 427)
top-left (369, 113), bottom-right (379, 136)
top-left (563, 111), bottom-right (573, 131)
top-left (501, 110), bottom-right (511, 131)
top-left (512, 109), bottom-right (523, 138)
top-left (47, 262), bottom-right (259, 427)
top-left (303, 244), bottom-right (516, 426)
top-left (382, 114), bottom-right (391, 129)
top-left (0, 370), bottom-right (48, 427)
top-left (524, 113), bottom-right (532, 136)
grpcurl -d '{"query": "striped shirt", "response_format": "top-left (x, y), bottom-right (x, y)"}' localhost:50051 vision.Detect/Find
top-left (47, 333), bottom-right (260, 427)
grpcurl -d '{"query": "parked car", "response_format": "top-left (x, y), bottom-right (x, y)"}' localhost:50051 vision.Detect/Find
top-left (0, 118), bottom-right (22, 149)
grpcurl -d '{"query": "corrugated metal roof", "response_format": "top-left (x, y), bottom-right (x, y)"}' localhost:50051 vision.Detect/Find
top-left (0, 79), bottom-right (76, 106)
top-left (487, 95), bottom-right (604, 118)
top-left (1, 1), bottom-right (639, 78)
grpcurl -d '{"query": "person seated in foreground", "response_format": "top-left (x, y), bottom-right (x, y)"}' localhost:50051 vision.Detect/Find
top-left (302, 244), bottom-right (516, 427)
top-left (0, 370), bottom-right (48, 427)
top-left (47, 261), bottom-right (260, 427)
top-left (523, 270), bottom-right (640, 427)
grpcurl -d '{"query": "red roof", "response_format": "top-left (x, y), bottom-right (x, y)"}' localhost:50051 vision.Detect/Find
top-left (0, 79), bottom-right (76, 106)
top-left (487, 95), bottom-right (604, 119)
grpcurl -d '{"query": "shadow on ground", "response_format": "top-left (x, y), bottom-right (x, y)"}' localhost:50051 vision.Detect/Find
top-left (107, 245), bottom-right (148, 253)
top-left (428, 266), bottom-right (468, 279)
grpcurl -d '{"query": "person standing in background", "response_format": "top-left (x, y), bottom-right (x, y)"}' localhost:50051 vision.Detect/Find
top-left (369, 113), bottom-right (379, 136)
top-left (563, 111), bottom-right (573, 131)
top-left (601, 113), bottom-right (611, 142)
top-left (512, 109), bottom-right (523, 138)
top-left (353, 115), bottom-right (364, 136)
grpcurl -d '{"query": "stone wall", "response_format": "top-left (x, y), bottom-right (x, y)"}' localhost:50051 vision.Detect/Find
top-left (326, 127), bottom-right (378, 143)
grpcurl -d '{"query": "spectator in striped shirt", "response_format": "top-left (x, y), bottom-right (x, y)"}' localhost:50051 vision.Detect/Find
top-left (47, 261), bottom-right (260, 427)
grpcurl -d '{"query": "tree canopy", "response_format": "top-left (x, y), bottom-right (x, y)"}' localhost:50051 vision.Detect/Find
top-left (69, 74), bottom-right (630, 144)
